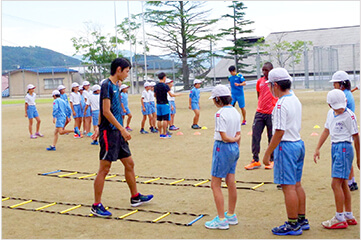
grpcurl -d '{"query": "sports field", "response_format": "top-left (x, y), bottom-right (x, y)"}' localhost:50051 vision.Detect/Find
top-left (2, 89), bottom-right (360, 239)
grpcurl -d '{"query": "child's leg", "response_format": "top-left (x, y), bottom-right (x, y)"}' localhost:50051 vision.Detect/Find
top-left (64, 117), bottom-right (70, 128)
top-left (282, 184), bottom-right (299, 219)
top-left (120, 156), bottom-right (138, 196)
top-left (94, 160), bottom-right (112, 203)
top-left (28, 118), bottom-right (33, 135)
top-left (147, 114), bottom-right (153, 128)
top-left (126, 113), bottom-right (132, 127)
top-left (157, 120), bottom-right (163, 135)
top-left (295, 181), bottom-right (306, 215)
top-left (171, 114), bottom-right (175, 126)
top-left (241, 107), bottom-right (246, 122)
top-left (162, 120), bottom-right (168, 135)
top-left (225, 173), bottom-right (237, 215)
top-left (141, 115), bottom-right (147, 129)
top-left (342, 179), bottom-right (352, 212)
top-left (152, 113), bottom-right (157, 128)
top-left (211, 176), bottom-right (225, 218)
top-left (85, 116), bottom-right (91, 133)
top-left (193, 109), bottom-right (200, 125)
top-left (34, 116), bottom-right (41, 133)
top-left (331, 178), bottom-right (345, 213)
top-left (52, 128), bottom-right (59, 147)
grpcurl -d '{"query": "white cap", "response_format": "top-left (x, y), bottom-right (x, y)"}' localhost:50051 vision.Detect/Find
top-left (27, 84), bottom-right (36, 90)
top-left (92, 84), bottom-right (101, 92)
top-left (52, 90), bottom-right (60, 96)
top-left (71, 82), bottom-right (79, 88)
top-left (209, 85), bottom-right (231, 99)
top-left (82, 80), bottom-right (90, 86)
top-left (327, 89), bottom-right (347, 110)
top-left (194, 79), bottom-right (202, 84)
top-left (149, 81), bottom-right (156, 86)
top-left (57, 85), bottom-right (66, 91)
top-left (329, 70), bottom-right (349, 83)
top-left (144, 82), bottom-right (150, 87)
top-left (165, 78), bottom-right (173, 84)
top-left (120, 84), bottom-right (130, 90)
top-left (266, 68), bottom-right (292, 83)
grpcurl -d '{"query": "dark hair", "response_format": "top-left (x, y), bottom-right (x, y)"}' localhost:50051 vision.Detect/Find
top-left (228, 65), bottom-right (236, 72)
top-left (276, 80), bottom-right (292, 90)
top-left (110, 58), bottom-right (132, 76)
top-left (263, 62), bottom-right (273, 69)
top-left (158, 72), bottom-right (166, 80)
top-left (340, 80), bottom-right (351, 90)
top-left (54, 94), bottom-right (60, 98)
top-left (215, 96), bottom-right (233, 106)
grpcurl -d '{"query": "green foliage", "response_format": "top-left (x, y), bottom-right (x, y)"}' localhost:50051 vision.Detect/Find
top-left (2, 46), bottom-right (81, 71)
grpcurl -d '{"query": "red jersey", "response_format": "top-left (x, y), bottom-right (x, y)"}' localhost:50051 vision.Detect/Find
top-left (256, 76), bottom-right (278, 114)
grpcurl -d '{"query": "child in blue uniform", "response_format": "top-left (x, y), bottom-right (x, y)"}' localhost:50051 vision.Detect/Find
top-left (46, 90), bottom-right (77, 151)
top-left (84, 85), bottom-right (101, 145)
top-left (58, 85), bottom-right (72, 128)
top-left (205, 85), bottom-right (241, 230)
top-left (314, 89), bottom-right (360, 229)
top-left (189, 79), bottom-right (202, 129)
top-left (228, 65), bottom-right (247, 125)
top-left (120, 84), bottom-right (133, 132)
top-left (25, 84), bottom-right (43, 139)
top-left (148, 82), bottom-right (158, 133)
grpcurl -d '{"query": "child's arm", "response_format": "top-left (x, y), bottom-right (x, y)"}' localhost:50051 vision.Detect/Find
top-left (121, 102), bottom-right (126, 113)
top-left (219, 131), bottom-right (241, 143)
top-left (25, 102), bottom-right (28, 117)
top-left (189, 97), bottom-right (192, 109)
top-left (70, 102), bottom-right (76, 116)
top-left (84, 104), bottom-right (89, 115)
top-left (352, 133), bottom-right (360, 169)
top-left (262, 129), bottom-right (284, 166)
top-left (141, 98), bottom-right (146, 112)
top-left (313, 128), bottom-right (330, 164)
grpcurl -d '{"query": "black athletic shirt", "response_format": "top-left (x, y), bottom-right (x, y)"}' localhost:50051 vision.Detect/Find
top-left (154, 82), bottom-right (170, 104)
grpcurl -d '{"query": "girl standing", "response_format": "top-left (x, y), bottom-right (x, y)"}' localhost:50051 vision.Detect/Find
top-left (25, 84), bottom-right (43, 139)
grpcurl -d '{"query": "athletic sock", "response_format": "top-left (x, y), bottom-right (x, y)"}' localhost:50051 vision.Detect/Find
top-left (336, 212), bottom-right (346, 221)
top-left (226, 212), bottom-right (234, 217)
top-left (93, 202), bottom-right (101, 206)
top-left (131, 193), bottom-right (140, 198)
top-left (288, 218), bottom-right (298, 227)
top-left (344, 212), bottom-right (354, 219)
top-left (352, 177), bottom-right (355, 183)
top-left (348, 179), bottom-right (353, 185)
top-left (298, 214), bottom-right (306, 222)
top-left (219, 217), bottom-right (225, 221)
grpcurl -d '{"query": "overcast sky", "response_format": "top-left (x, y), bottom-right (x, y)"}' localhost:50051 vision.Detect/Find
top-left (2, 1), bottom-right (360, 57)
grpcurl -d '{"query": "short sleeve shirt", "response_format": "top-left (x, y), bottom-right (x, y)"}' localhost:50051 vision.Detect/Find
top-left (228, 73), bottom-right (245, 96)
top-left (53, 98), bottom-right (69, 119)
top-left (154, 82), bottom-right (170, 104)
top-left (99, 79), bottom-right (123, 131)
top-left (325, 108), bottom-right (358, 143)
top-left (214, 106), bottom-right (241, 141)
top-left (89, 93), bottom-right (100, 111)
top-left (121, 92), bottom-right (129, 107)
top-left (343, 89), bottom-right (355, 112)
top-left (167, 90), bottom-right (175, 101)
top-left (69, 92), bottom-right (81, 105)
top-left (141, 90), bottom-right (150, 103)
top-left (148, 90), bottom-right (155, 102)
top-left (25, 93), bottom-right (36, 105)
top-left (256, 77), bottom-right (278, 114)
top-left (189, 87), bottom-right (200, 103)
top-left (272, 93), bottom-right (302, 141)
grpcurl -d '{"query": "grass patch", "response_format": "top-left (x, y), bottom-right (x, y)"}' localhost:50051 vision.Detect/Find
top-left (2, 98), bottom-right (53, 105)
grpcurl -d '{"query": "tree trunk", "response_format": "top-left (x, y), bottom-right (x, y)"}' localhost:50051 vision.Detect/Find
top-left (180, 1), bottom-right (190, 90)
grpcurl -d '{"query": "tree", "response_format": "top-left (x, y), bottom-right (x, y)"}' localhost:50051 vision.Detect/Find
top-left (144, 1), bottom-right (219, 89)
top-left (71, 22), bottom-right (124, 83)
top-left (218, 1), bottom-right (255, 73)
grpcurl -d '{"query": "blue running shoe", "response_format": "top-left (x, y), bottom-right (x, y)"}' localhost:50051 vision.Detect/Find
top-left (165, 134), bottom-right (172, 139)
top-left (46, 145), bottom-right (56, 151)
top-left (160, 134), bottom-right (166, 139)
top-left (140, 129), bottom-right (149, 134)
top-left (205, 216), bottom-right (229, 230)
top-left (272, 222), bottom-right (302, 236)
top-left (87, 132), bottom-right (93, 137)
top-left (74, 127), bottom-right (81, 136)
top-left (130, 193), bottom-right (153, 207)
top-left (90, 203), bottom-right (112, 217)
top-left (225, 212), bottom-right (238, 225)
top-left (169, 125), bottom-right (179, 131)
top-left (299, 219), bottom-right (310, 230)
top-left (91, 140), bottom-right (99, 145)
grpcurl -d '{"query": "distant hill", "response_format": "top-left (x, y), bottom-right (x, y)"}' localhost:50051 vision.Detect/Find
top-left (2, 46), bottom-right (82, 72)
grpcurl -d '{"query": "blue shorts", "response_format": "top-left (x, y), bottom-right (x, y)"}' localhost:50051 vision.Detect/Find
top-left (274, 140), bottom-right (305, 185)
top-left (92, 110), bottom-right (99, 126)
top-left (231, 94), bottom-right (245, 108)
top-left (211, 141), bottom-right (239, 178)
top-left (55, 117), bottom-right (66, 128)
top-left (121, 107), bottom-right (131, 116)
top-left (149, 101), bottom-right (156, 114)
top-left (84, 106), bottom-right (91, 117)
top-left (169, 101), bottom-right (176, 115)
top-left (27, 105), bottom-right (39, 119)
top-left (156, 104), bottom-right (170, 121)
top-left (73, 104), bottom-right (83, 118)
top-left (331, 142), bottom-right (353, 179)
top-left (191, 102), bottom-right (199, 110)
top-left (141, 102), bottom-right (151, 116)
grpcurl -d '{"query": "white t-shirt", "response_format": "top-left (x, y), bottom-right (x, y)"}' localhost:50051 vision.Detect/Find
top-left (325, 108), bottom-right (358, 143)
top-left (82, 90), bottom-right (90, 101)
top-left (87, 93), bottom-right (100, 111)
top-left (148, 90), bottom-right (155, 102)
top-left (25, 93), bottom-right (36, 105)
top-left (214, 106), bottom-right (241, 141)
top-left (167, 90), bottom-right (175, 101)
top-left (142, 90), bottom-right (150, 103)
top-left (272, 93), bottom-right (302, 141)
top-left (69, 92), bottom-right (81, 105)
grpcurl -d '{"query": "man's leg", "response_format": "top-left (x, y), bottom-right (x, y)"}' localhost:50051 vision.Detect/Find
top-left (251, 112), bottom-right (266, 162)
top-left (120, 156), bottom-right (138, 196)
top-left (94, 160), bottom-right (112, 203)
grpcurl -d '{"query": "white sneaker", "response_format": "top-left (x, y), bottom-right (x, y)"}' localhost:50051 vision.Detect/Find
top-left (322, 216), bottom-right (348, 229)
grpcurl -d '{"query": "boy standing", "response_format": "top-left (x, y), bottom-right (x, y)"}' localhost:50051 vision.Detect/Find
top-left (84, 84), bottom-right (101, 145)
top-left (228, 66), bottom-right (246, 125)
top-left (166, 78), bottom-right (180, 131)
top-left (262, 68), bottom-right (308, 236)
top-left (245, 62), bottom-right (277, 170)
top-left (314, 89), bottom-right (359, 229)
top-left (189, 79), bottom-right (202, 129)
top-left (90, 58), bottom-right (153, 217)
top-left (140, 82), bottom-right (152, 134)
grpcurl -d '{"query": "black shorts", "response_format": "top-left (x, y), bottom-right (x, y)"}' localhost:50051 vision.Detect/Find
top-left (99, 129), bottom-right (131, 162)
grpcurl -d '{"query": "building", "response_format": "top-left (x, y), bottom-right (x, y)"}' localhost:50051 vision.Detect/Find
top-left (7, 67), bottom-right (78, 97)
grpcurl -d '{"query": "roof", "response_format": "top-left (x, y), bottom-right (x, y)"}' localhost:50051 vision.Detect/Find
top-left (12, 67), bottom-right (78, 74)
top-left (207, 25), bottom-right (360, 79)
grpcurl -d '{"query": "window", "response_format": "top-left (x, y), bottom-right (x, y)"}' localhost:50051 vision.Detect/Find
top-left (44, 78), bottom-right (64, 90)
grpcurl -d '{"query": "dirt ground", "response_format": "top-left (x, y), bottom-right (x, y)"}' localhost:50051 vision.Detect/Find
top-left (2, 89), bottom-right (360, 239)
